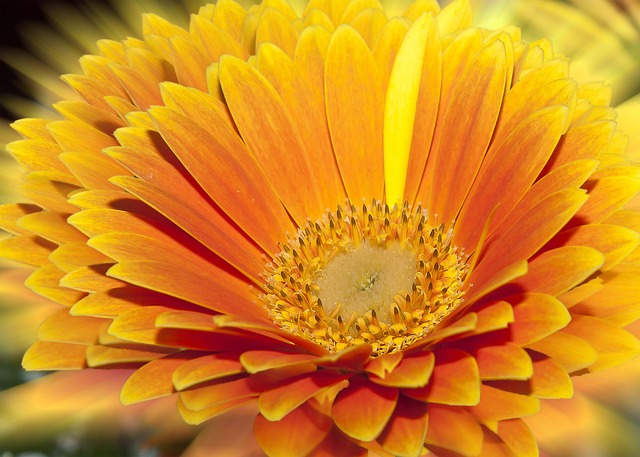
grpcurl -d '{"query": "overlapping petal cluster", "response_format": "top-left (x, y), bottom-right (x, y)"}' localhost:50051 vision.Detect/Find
top-left (1, 0), bottom-right (639, 456)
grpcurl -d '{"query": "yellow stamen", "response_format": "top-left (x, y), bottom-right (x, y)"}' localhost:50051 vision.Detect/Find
top-left (260, 200), bottom-right (468, 356)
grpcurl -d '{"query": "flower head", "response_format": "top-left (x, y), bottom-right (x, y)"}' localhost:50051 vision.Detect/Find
top-left (1, 0), bottom-right (639, 456)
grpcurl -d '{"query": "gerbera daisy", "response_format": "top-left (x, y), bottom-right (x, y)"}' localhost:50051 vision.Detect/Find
top-left (1, 0), bottom-right (639, 456)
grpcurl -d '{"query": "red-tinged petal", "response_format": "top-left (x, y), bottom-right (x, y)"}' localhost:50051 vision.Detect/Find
top-left (22, 341), bottom-right (87, 370)
top-left (496, 419), bottom-right (538, 457)
top-left (370, 352), bottom-right (435, 388)
top-left (309, 426), bottom-right (367, 457)
top-left (420, 312), bottom-right (478, 346)
top-left (107, 261), bottom-right (267, 322)
top-left (325, 25), bottom-right (384, 203)
top-left (474, 343), bottom-right (533, 381)
top-left (332, 376), bottom-right (398, 441)
top-left (478, 426), bottom-right (518, 457)
top-left (545, 225), bottom-right (640, 271)
top-left (469, 385), bottom-right (540, 422)
top-left (37, 308), bottom-right (103, 344)
top-left (526, 332), bottom-right (597, 374)
top-left (219, 54), bottom-right (324, 224)
top-left (404, 349), bottom-right (480, 406)
top-left (172, 353), bottom-right (244, 390)
top-left (378, 396), bottom-right (428, 457)
top-left (241, 350), bottom-right (318, 373)
top-left (365, 351), bottom-right (403, 378)
top-left (511, 246), bottom-right (604, 296)
top-left (424, 405), bottom-right (483, 457)
top-left (510, 293), bottom-right (571, 346)
top-left (259, 371), bottom-right (348, 421)
top-left (315, 343), bottom-right (373, 370)
top-left (255, 403), bottom-right (333, 457)
top-left (562, 315), bottom-right (640, 371)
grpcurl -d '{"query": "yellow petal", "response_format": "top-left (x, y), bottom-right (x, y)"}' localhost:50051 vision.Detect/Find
top-left (383, 13), bottom-right (440, 206)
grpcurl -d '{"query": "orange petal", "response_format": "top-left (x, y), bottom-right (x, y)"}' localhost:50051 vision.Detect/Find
top-left (259, 371), bottom-right (348, 421)
top-left (257, 41), bottom-right (344, 208)
top-left (241, 350), bottom-right (318, 373)
top-left (574, 176), bottom-right (640, 224)
top-left (469, 385), bottom-right (539, 422)
top-left (309, 426), bottom-right (367, 457)
top-left (549, 120), bottom-right (615, 170)
top-left (526, 331), bottom-right (597, 374)
top-left (490, 159), bottom-right (598, 240)
top-left (511, 246), bottom-right (604, 296)
top-left (180, 377), bottom-right (258, 411)
top-left (456, 105), bottom-right (569, 251)
top-left (37, 308), bottom-right (103, 344)
top-left (510, 293), bottom-right (571, 346)
top-left (256, 7), bottom-right (299, 57)
top-left (527, 354), bottom-right (573, 399)
top-left (121, 353), bottom-right (194, 404)
top-left (109, 173), bottom-right (264, 283)
top-left (0, 203), bottom-right (40, 235)
top-left (332, 375), bottom-right (398, 441)
top-left (178, 395), bottom-right (255, 425)
top-left (424, 405), bottom-right (483, 457)
top-left (107, 261), bottom-right (266, 321)
top-left (325, 25), bottom-right (384, 203)
top-left (86, 345), bottom-right (167, 367)
top-left (60, 264), bottom-right (124, 293)
top-left (378, 396), bottom-right (429, 457)
top-left (570, 267), bottom-right (640, 326)
top-left (26, 265), bottom-right (86, 307)
top-left (370, 351), bottom-right (435, 388)
top-left (404, 349), bottom-right (480, 406)
top-left (373, 18), bottom-right (409, 94)
top-left (172, 353), bottom-right (244, 390)
top-left (0, 234), bottom-right (55, 267)
top-left (365, 351), bottom-right (403, 378)
top-left (212, 0), bottom-right (247, 41)
top-left (562, 314), bottom-right (640, 371)
top-left (546, 224), bottom-right (639, 271)
top-left (473, 188), bottom-right (588, 278)
top-left (472, 301), bottom-right (514, 336)
top-left (496, 419), bottom-right (538, 457)
top-left (474, 343), bottom-right (533, 381)
top-left (255, 403), bottom-right (333, 457)
top-left (189, 14), bottom-right (247, 62)
top-left (22, 341), bottom-right (87, 370)
top-left (219, 54), bottom-right (324, 224)
top-left (428, 38), bottom-right (507, 221)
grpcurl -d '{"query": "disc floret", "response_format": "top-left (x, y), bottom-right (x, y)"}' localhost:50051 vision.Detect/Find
top-left (260, 200), bottom-right (469, 356)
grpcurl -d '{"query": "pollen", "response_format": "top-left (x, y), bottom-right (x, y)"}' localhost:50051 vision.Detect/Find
top-left (260, 200), bottom-right (469, 356)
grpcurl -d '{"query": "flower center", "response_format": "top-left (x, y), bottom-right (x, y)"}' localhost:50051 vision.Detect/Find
top-left (260, 200), bottom-right (469, 356)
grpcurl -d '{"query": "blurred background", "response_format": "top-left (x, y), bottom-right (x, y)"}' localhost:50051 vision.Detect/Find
top-left (1, 0), bottom-right (639, 456)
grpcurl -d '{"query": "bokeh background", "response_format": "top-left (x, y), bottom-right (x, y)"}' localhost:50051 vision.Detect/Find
top-left (1, 0), bottom-right (639, 456)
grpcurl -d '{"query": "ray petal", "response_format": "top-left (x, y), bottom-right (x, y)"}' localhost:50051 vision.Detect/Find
top-left (424, 405), bottom-right (483, 457)
top-left (325, 25), bottom-right (384, 203)
top-left (331, 375), bottom-right (398, 441)
top-left (378, 396), bottom-right (429, 457)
